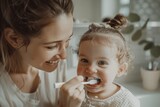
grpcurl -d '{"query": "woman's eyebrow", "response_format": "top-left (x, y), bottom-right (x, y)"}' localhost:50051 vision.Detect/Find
top-left (43, 33), bottom-right (73, 45)
top-left (66, 33), bottom-right (73, 41)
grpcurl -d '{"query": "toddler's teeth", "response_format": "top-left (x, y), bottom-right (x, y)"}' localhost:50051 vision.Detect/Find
top-left (87, 77), bottom-right (95, 81)
top-left (85, 77), bottom-right (101, 83)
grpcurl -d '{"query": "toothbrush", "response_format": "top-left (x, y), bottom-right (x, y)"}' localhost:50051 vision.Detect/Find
top-left (54, 79), bottom-right (98, 88)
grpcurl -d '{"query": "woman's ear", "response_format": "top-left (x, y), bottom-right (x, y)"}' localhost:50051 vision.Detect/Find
top-left (117, 63), bottom-right (128, 77)
top-left (4, 28), bottom-right (24, 48)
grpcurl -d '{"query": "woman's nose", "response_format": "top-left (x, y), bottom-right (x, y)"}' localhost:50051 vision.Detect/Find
top-left (58, 42), bottom-right (67, 59)
top-left (59, 49), bottom-right (66, 59)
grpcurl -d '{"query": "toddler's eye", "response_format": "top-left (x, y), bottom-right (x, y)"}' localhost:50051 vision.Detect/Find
top-left (98, 60), bottom-right (108, 67)
top-left (80, 58), bottom-right (88, 64)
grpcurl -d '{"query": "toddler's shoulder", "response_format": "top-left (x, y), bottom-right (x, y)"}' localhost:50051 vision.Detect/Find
top-left (116, 85), bottom-right (140, 107)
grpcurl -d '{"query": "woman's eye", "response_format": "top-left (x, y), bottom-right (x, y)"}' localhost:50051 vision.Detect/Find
top-left (65, 40), bottom-right (70, 48)
top-left (98, 60), bottom-right (108, 67)
top-left (46, 45), bottom-right (58, 50)
top-left (65, 38), bottom-right (71, 48)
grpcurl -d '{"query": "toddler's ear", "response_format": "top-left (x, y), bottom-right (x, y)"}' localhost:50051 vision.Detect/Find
top-left (117, 63), bottom-right (128, 77)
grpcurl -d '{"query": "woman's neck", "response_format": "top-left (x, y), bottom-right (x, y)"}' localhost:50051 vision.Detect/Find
top-left (9, 68), bottom-right (40, 93)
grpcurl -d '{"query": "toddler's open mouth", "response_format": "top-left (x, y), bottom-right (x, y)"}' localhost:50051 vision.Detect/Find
top-left (84, 76), bottom-right (101, 85)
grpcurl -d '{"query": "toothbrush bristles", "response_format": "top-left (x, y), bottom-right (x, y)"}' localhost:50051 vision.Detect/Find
top-left (89, 80), bottom-right (97, 84)
top-left (88, 79), bottom-right (100, 85)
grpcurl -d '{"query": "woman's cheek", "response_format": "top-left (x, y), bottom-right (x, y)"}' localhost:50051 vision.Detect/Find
top-left (43, 50), bottom-right (57, 59)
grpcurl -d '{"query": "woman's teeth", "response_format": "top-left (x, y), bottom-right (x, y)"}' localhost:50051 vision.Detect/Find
top-left (46, 60), bottom-right (59, 64)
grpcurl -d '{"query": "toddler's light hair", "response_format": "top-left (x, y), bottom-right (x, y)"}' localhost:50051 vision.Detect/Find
top-left (78, 14), bottom-right (132, 65)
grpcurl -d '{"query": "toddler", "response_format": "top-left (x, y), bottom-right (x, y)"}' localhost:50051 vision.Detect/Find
top-left (77, 14), bottom-right (140, 107)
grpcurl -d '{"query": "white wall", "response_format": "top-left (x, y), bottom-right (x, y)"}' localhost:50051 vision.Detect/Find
top-left (73, 0), bottom-right (119, 22)
top-left (73, 0), bottom-right (100, 22)
top-left (100, 0), bottom-right (120, 18)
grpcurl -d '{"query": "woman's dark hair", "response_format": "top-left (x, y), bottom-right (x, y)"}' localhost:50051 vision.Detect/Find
top-left (0, 0), bottom-right (73, 37)
top-left (0, 0), bottom-right (74, 73)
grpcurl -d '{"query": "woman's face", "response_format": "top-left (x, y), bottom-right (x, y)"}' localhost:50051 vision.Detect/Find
top-left (77, 41), bottom-right (120, 93)
top-left (20, 13), bottom-right (73, 72)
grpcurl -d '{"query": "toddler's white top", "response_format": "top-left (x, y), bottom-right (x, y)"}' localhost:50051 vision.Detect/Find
top-left (81, 84), bottom-right (140, 107)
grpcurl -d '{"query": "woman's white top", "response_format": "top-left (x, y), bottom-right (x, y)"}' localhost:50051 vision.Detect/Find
top-left (81, 84), bottom-right (140, 107)
top-left (0, 60), bottom-right (67, 107)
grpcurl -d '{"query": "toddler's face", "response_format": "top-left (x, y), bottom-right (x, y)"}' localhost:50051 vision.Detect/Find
top-left (77, 41), bottom-right (120, 93)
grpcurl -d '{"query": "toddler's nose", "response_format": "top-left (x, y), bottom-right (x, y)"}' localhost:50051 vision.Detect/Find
top-left (86, 64), bottom-right (97, 74)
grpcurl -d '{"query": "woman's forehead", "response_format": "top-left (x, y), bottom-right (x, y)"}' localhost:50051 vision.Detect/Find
top-left (33, 14), bottom-right (73, 43)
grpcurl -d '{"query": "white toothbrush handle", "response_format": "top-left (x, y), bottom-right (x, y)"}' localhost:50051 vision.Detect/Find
top-left (54, 83), bottom-right (64, 88)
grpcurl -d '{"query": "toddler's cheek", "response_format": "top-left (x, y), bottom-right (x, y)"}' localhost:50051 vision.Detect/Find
top-left (77, 67), bottom-right (84, 75)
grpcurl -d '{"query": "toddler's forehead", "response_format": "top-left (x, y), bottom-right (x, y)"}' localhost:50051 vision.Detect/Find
top-left (80, 32), bottom-right (123, 51)
top-left (86, 34), bottom-right (117, 45)
top-left (80, 39), bottom-right (117, 51)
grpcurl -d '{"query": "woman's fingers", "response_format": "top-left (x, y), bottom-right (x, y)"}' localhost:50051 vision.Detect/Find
top-left (62, 76), bottom-right (84, 90)
top-left (61, 76), bottom-right (84, 96)
top-left (59, 76), bottom-right (85, 107)
top-left (69, 89), bottom-right (85, 106)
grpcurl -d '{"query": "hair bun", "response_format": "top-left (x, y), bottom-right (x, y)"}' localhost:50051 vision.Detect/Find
top-left (102, 17), bottom-right (111, 23)
top-left (103, 14), bottom-right (128, 30)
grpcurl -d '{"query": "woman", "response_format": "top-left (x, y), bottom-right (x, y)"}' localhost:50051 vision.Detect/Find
top-left (0, 0), bottom-right (85, 107)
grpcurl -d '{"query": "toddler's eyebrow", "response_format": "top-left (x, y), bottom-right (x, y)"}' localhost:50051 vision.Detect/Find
top-left (78, 53), bottom-right (85, 57)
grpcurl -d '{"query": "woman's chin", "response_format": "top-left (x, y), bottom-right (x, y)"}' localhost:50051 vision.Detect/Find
top-left (40, 63), bottom-right (58, 72)
top-left (47, 66), bottom-right (58, 72)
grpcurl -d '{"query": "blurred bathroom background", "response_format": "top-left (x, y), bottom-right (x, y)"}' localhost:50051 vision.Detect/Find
top-left (66, 0), bottom-right (160, 84)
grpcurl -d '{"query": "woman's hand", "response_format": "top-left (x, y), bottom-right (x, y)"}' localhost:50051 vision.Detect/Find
top-left (58, 76), bottom-right (85, 107)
